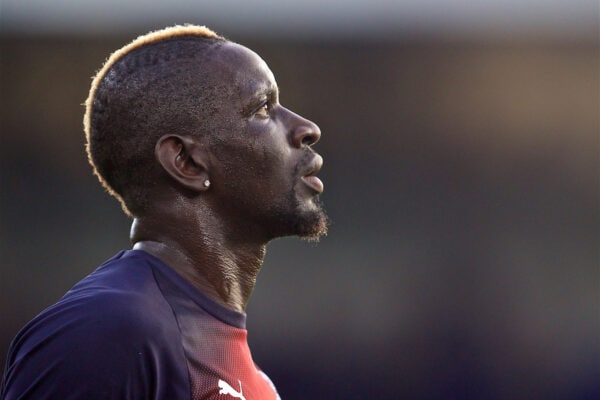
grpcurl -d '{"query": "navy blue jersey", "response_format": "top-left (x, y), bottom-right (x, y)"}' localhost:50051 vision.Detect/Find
top-left (1, 250), bottom-right (280, 399)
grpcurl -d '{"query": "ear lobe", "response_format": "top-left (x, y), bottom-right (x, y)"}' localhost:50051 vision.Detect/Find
top-left (155, 135), bottom-right (210, 192)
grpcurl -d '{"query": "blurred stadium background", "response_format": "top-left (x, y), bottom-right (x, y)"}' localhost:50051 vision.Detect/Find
top-left (1, 1), bottom-right (598, 399)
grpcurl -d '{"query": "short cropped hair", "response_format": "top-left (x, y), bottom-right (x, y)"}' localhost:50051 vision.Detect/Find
top-left (84, 25), bottom-right (226, 216)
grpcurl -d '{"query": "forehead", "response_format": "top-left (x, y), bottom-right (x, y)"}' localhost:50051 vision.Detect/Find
top-left (208, 42), bottom-right (278, 101)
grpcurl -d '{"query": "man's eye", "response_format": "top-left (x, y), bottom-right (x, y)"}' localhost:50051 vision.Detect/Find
top-left (255, 103), bottom-right (269, 118)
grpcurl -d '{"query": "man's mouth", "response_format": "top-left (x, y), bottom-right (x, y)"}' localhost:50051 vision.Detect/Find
top-left (301, 154), bottom-right (324, 193)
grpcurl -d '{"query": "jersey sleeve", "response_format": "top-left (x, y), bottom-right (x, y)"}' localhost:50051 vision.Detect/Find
top-left (1, 290), bottom-right (190, 400)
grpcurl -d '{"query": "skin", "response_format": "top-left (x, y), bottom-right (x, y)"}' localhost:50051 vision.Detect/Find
top-left (130, 42), bottom-right (327, 312)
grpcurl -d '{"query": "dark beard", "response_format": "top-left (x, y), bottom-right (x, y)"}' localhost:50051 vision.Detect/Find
top-left (266, 195), bottom-right (329, 242)
top-left (292, 196), bottom-right (329, 242)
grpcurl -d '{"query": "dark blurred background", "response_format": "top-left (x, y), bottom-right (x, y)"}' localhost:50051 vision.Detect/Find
top-left (1, 1), bottom-right (598, 399)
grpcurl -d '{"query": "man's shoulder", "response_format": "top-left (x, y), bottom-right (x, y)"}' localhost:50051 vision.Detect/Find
top-left (34, 250), bottom-right (176, 340)
top-left (2, 251), bottom-right (190, 399)
top-left (67, 249), bottom-right (158, 297)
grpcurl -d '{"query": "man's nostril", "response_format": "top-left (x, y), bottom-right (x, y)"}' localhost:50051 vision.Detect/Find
top-left (302, 135), bottom-right (315, 146)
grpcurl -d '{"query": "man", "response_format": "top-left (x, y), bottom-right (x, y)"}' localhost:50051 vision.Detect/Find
top-left (1, 25), bottom-right (327, 399)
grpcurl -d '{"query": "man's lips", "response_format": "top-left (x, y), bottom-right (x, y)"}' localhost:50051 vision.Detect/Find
top-left (301, 154), bottom-right (324, 193)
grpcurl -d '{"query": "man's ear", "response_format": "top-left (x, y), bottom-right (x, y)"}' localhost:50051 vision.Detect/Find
top-left (155, 135), bottom-right (211, 192)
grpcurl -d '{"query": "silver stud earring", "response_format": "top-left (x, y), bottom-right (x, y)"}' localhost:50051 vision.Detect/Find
top-left (203, 179), bottom-right (210, 188)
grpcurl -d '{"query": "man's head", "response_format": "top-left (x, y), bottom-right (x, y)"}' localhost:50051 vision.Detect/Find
top-left (84, 25), bottom-right (225, 216)
top-left (85, 25), bottom-right (328, 241)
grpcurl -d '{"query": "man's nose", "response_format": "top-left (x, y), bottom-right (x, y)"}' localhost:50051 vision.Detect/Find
top-left (291, 115), bottom-right (321, 148)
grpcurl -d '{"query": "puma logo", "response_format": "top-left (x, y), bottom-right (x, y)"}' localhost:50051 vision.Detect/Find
top-left (218, 379), bottom-right (246, 400)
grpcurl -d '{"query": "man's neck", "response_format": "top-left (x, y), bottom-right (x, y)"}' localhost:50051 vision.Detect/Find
top-left (130, 216), bottom-right (267, 313)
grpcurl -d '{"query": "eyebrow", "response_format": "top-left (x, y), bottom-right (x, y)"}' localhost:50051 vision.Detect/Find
top-left (256, 84), bottom-right (279, 101)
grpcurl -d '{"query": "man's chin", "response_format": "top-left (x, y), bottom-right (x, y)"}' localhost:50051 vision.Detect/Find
top-left (296, 210), bottom-right (329, 242)
top-left (267, 198), bottom-right (329, 242)
top-left (292, 196), bottom-right (330, 241)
